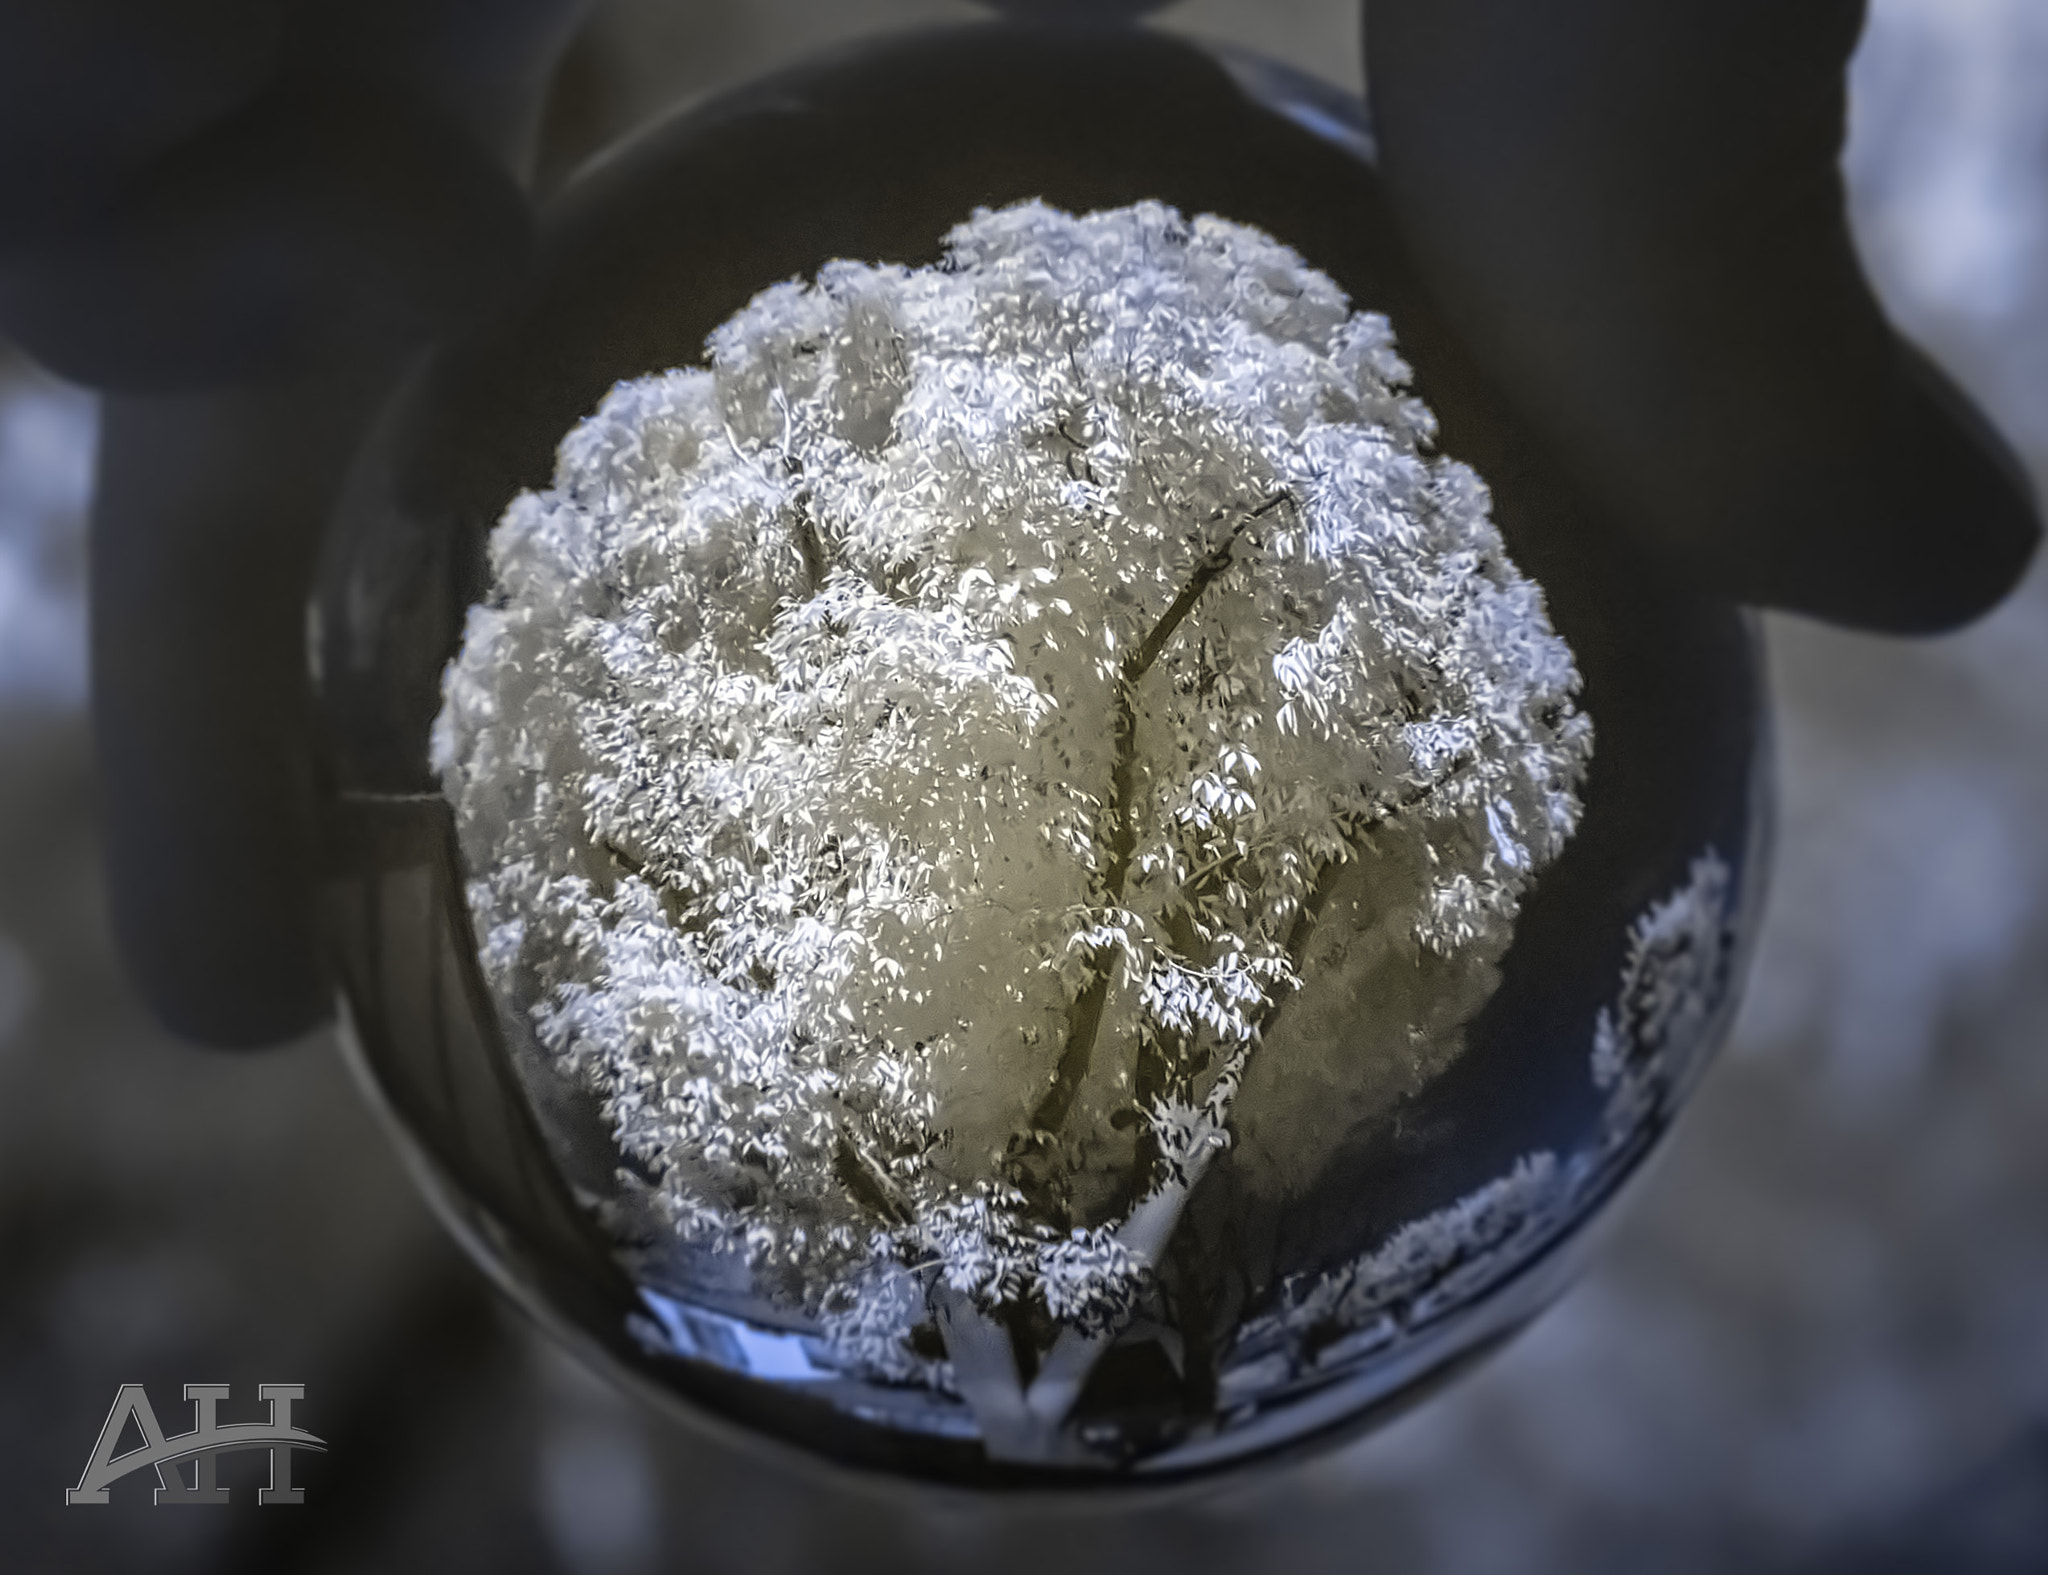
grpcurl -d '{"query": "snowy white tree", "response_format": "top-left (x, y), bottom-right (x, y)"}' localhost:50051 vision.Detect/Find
top-left (434, 200), bottom-right (1591, 1445)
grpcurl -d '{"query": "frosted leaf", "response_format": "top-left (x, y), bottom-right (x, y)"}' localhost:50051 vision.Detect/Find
top-left (815, 1263), bottom-right (949, 1389)
top-left (435, 199), bottom-right (1591, 1348)
top-left (1593, 849), bottom-right (1740, 1142)
top-left (1038, 1227), bottom-right (1152, 1336)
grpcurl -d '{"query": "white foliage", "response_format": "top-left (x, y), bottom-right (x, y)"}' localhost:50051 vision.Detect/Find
top-left (1593, 850), bottom-right (1739, 1139)
top-left (435, 200), bottom-right (1590, 1363)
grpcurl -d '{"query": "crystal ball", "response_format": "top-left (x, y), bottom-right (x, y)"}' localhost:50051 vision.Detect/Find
top-left (312, 23), bottom-right (1767, 1486)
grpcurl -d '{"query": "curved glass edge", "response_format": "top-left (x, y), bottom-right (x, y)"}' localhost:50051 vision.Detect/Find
top-left (1154, 622), bottom-right (1772, 1473)
top-left (1195, 38), bottom-right (1377, 168)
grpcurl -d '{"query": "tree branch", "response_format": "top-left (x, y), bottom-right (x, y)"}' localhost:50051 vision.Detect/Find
top-left (1028, 491), bottom-right (1293, 1138)
top-left (1019, 753), bottom-right (1482, 1436)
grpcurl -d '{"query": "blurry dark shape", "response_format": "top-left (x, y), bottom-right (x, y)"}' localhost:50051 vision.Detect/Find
top-left (0, 0), bottom-right (589, 1046)
top-left (212, 1245), bottom-right (546, 1575)
top-left (373, 0), bottom-right (603, 164)
top-left (0, 0), bottom-right (285, 256)
top-left (1364, 0), bottom-right (2041, 631)
top-left (1808, 1425), bottom-right (2048, 1575)
top-left (0, 71), bottom-right (532, 391)
top-left (92, 369), bottom-right (395, 1046)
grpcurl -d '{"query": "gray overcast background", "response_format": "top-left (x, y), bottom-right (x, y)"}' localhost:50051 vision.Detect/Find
top-left (2, 1), bottom-right (2046, 1571)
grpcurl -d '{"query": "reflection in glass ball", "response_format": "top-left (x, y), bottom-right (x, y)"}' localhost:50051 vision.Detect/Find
top-left (313, 22), bottom-right (1768, 1485)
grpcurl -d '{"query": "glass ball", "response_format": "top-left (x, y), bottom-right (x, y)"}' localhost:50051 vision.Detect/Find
top-left (312, 21), bottom-right (1768, 1486)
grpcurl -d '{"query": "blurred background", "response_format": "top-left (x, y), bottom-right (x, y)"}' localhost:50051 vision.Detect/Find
top-left (3, 0), bottom-right (2047, 1569)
